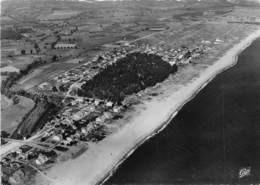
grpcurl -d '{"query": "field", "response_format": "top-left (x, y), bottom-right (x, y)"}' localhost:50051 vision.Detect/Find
top-left (0, 16), bottom-right (15, 24)
top-left (1, 27), bottom-right (22, 40)
top-left (229, 6), bottom-right (260, 18)
top-left (17, 61), bottom-right (81, 90)
top-left (38, 10), bottom-right (80, 20)
top-left (1, 55), bottom-right (43, 71)
top-left (0, 66), bottom-right (20, 73)
top-left (11, 101), bottom-right (52, 139)
top-left (1, 95), bottom-right (35, 134)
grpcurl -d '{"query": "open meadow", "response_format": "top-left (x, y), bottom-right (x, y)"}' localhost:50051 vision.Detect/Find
top-left (17, 60), bottom-right (83, 90)
top-left (38, 10), bottom-right (81, 20)
top-left (1, 95), bottom-right (35, 134)
top-left (1, 55), bottom-right (42, 71)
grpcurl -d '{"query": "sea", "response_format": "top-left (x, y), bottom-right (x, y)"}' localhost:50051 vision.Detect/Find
top-left (106, 38), bottom-right (260, 184)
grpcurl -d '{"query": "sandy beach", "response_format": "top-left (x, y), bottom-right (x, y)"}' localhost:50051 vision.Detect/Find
top-left (39, 28), bottom-right (260, 185)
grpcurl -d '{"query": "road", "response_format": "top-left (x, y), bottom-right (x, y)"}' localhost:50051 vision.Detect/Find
top-left (1, 127), bottom-right (54, 157)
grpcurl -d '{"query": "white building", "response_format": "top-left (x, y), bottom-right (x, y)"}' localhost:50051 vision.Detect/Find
top-left (54, 43), bottom-right (77, 49)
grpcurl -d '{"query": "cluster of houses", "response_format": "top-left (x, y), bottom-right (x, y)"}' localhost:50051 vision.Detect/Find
top-left (55, 47), bottom-right (129, 92)
top-left (2, 36), bottom-right (210, 184)
top-left (1, 96), bottom-right (127, 184)
top-left (131, 43), bottom-right (208, 66)
top-left (54, 41), bottom-right (208, 95)
top-left (1, 145), bottom-right (57, 185)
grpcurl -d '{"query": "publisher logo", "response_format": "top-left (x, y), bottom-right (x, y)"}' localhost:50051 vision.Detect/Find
top-left (239, 167), bottom-right (251, 178)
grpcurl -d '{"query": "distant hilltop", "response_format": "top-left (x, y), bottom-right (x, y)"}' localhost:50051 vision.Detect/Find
top-left (2, 0), bottom-right (260, 5)
top-left (227, 0), bottom-right (260, 5)
top-left (58, 0), bottom-right (260, 6)
top-left (70, 0), bottom-right (260, 3)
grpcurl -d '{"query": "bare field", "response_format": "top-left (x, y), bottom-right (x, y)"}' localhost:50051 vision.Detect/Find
top-left (1, 95), bottom-right (35, 133)
top-left (0, 65), bottom-right (20, 73)
top-left (1, 55), bottom-right (42, 71)
top-left (38, 10), bottom-right (80, 20)
top-left (17, 62), bottom-right (80, 90)
top-left (139, 21), bottom-right (256, 50)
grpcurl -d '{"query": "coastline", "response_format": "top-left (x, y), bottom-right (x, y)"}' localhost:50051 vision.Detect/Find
top-left (41, 29), bottom-right (260, 185)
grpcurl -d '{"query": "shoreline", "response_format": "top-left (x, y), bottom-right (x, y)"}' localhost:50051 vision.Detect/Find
top-left (42, 29), bottom-right (260, 185)
top-left (97, 30), bottom-right (260, 185)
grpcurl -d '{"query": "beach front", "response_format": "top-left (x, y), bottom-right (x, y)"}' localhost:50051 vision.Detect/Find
top-left (35, 28), bottom-right (260, 185)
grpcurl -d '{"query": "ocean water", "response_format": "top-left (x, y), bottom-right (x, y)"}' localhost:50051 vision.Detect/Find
top-left (106, 38), bottom-right (260, 184)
